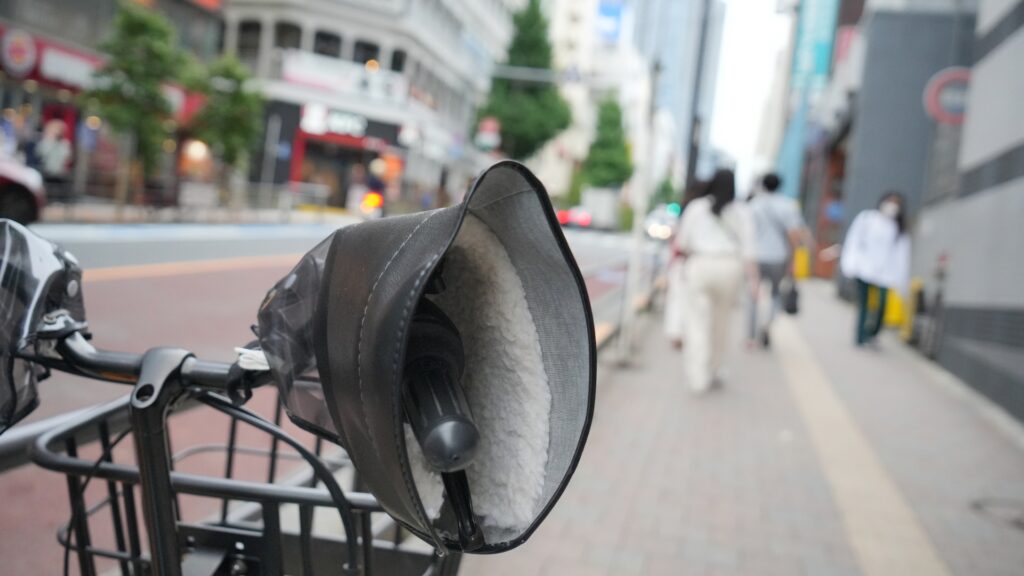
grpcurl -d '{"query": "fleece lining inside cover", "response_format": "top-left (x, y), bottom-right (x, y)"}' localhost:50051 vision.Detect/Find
top-left (405, 214), bottom-right (552, 536)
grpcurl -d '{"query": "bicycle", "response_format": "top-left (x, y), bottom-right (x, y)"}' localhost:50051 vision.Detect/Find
top-left (1, 161), bottom-right (598, 576)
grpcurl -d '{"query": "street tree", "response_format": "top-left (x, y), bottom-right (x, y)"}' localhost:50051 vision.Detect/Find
top-left (188, 54), bottom-right (264, 192)
top-left (650, 177), bottom-right (676, 210)
top-left (479, 0), bottom-right (570, 160)
top-left (85, 1), bottom-right (183, 189)
top-left (582, 98), bottom-right (633, 188)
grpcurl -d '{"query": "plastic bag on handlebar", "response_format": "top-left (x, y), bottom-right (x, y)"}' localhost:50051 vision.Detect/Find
top-left (0, 219), bottom-right (85, 434)
top-left (256, 235), bottom-right (341, 442)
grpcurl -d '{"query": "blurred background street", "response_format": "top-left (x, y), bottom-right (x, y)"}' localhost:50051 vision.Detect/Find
top-left (1, 0), bottom-right (1023, 574)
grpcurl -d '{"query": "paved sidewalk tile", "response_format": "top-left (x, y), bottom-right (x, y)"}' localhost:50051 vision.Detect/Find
top-left (463, 281), bottom-right (1024, 576)
top-left (796, 282), bottom-right (1024, 576)
top-left (463, 303), bottom-right (860, 575)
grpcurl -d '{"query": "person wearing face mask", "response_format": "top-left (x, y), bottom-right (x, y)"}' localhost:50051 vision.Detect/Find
top-left (840, 192), bottom-right (911, 346)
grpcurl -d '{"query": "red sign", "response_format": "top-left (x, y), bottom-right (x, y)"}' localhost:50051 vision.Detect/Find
top-left (923, 67), bottom-right (970, 125)
top-left (1, 29), bottom-right (37, 78)
top-left (475, 116), bottom-right (501, 150)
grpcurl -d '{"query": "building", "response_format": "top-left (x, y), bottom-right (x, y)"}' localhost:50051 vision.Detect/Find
top-left (633, 0), bottom-right (725, 187)
top-left (527, 0), bottom-right (600, 197)
top-left (0, 0), bottom-right (223, 201)
top-left (222, 0), bottom-right (518, 210)
top-left (913, 0), bottom-right (1024, 421)
top-left (528, 0), bottom-right (726, 204)
top-left (790, 0), bottom-right (976, 277)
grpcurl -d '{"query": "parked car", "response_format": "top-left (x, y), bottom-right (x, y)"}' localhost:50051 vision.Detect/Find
top-left (0, 153), bottom-right (45, 224)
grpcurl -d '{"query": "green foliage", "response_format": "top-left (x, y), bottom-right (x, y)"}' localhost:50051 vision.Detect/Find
top-left (583, 99), bottom-right (633, 188)
top-left (619, 203), bottom-right (634, 232)
top-left (566, 164), bottom-right (585, 207)
top-left (649, 178), bottom-right (676, 210)
top-left (84, 1), bottom-right (183, 174)
top-left (189, 55), bottom-right (264, 168)
top-left (478, 0), bottom-right (571, 160)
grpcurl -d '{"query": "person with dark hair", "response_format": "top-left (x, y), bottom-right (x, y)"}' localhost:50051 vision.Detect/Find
top-left (840, 191), bottom-right (911, 346)
top-left (664, 179), bottom-right (709, 350)
top-left (672, 169), bottom-right (757, 392)
top-left (746, 172), bottom-right (808, 348)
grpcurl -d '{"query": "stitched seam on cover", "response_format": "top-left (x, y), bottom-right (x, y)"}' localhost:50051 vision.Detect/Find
top-left (356, 211), bottom-right (441, 462)
top-left (392, 253), bottom-right (442, 534)
top-left (470, 186), bottom-right (533, 211)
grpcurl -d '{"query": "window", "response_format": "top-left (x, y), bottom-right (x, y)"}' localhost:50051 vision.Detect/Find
top-left (274, 22), bottom-right (301, 50)
top-left (391, 49), bottom-right (407, 73)
top-left (238, 20), bottom-right (261, 67)
top-left (314, 31), bottom-right (341, 57)
top-left (353, 40), bottom-right (380, 64)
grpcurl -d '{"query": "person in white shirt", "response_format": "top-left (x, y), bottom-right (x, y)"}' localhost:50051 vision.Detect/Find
top-left (840, 191), bottom-right (911, 346)
top-left (663, 182), bottom-right (706, 350)
top-left (746, 173), bottom-right (808, 348)
top-left (673, 169), bottom-right (757, 393)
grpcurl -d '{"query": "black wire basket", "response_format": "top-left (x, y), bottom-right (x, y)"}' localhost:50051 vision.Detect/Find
top-left (29, 392), bottom-right (461, 576)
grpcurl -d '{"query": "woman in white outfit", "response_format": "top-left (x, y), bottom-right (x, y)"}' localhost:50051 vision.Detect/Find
top-left (674, 170), bottom-right (757, 393)
top-left (663, 182), bottom-right (707, 349)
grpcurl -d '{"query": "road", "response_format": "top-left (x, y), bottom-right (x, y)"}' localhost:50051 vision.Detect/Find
top-left (18, 221), bottom-right (653, 423)
top-left (0, 220), bottom-right (658, 575)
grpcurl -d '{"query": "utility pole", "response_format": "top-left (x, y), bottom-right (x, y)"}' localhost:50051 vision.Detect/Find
top-left (684, 0), bottom-right (713, 193)
top-left (617, 60), bottom-right (661, 363)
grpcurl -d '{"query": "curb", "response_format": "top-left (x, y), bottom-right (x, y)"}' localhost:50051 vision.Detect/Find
top-left (594, 274), bottom-right (666, 352)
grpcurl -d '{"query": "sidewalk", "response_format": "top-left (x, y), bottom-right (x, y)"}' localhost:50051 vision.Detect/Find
top-left (462, 281), bottom-right (1024, 576)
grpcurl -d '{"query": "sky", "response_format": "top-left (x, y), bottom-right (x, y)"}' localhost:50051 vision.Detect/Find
top-left (708, 0), bottom-right (793, 189)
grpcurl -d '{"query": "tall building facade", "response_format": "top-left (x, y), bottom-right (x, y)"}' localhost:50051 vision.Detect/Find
top-left (914, 0), bottom-right (1024, 421)
top-left (632, 0), bottom-right (725, 186)
top-left (528, 0), bottom-right (600, 197)
top-left (531, 0), bottom-right (725, 200)
top-left (222, 0), bottom-right (518, 208)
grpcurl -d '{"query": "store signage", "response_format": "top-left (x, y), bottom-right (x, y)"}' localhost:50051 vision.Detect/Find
top-left (283, 51), bottom-right (407, 105)
top-left (597, 1), bottom-right (624, 45)
top-left (301, 104), bottom-right (368, 137)
top-left (474, 116), bottom-right (501, 151)
top-left (923, 67), bottom-right (970, 126)
top-left (1, 29), bottom-right (37, 78)
top-left (40, 47), bottom-right (97, 89)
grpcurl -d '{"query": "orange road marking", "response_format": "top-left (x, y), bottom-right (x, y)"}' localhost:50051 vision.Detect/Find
top-left (83, 254), bottom-right (303, 283)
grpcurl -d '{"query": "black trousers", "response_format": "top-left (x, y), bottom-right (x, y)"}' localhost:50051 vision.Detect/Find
top-left (855, 278), bottom-right (887, 345)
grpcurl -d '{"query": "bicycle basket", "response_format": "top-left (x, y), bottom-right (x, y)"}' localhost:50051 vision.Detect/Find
top-left (0, 219), bottom-right (85, 434)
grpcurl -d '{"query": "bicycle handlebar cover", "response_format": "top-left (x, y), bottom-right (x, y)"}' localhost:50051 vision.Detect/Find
top-left (258, 161), bottom-right (596, 553)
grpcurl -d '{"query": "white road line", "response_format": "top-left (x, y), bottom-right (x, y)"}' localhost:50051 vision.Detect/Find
top-left (774, 318), bottom-right (951, 576)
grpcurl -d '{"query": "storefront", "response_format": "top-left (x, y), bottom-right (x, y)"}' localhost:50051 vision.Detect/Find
top-left (254, 100), bottom-right (406, 209)
top-left (0, 24), bottom-right (101, 148)
top-left (0, 24), bottom-right (207, 202)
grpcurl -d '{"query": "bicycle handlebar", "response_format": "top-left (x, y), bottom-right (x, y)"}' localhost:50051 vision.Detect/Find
top-left (54, 331), bottom-right (257, 393)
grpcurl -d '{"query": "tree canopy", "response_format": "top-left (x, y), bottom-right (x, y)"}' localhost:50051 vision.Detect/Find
top-left (85, 1), bottom-right (183, 175)
top-left (582, 99), bottom-right (633, 188)
top-left (188, 55), bottom-right (264, 169)
top-left (478, 0), bottom-right (570, 160)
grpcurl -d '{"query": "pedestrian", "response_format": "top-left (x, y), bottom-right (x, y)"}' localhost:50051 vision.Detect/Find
top-left (663, 181), bottom-right (706, 350)
top-left (674, 169), bottom-right (757, 393)
top-left (36, 119), bottom-right (72, 202)
top-left (746, 173), bottom-right (808, 348)
top-left (840, 191), bottom-right (911, 346)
